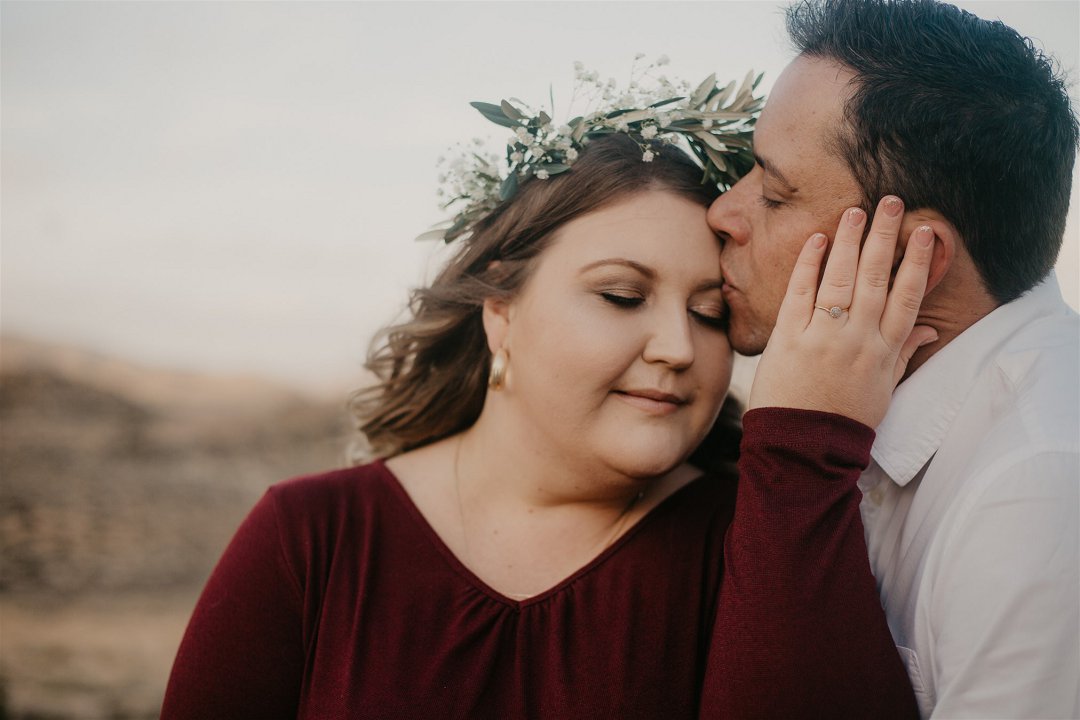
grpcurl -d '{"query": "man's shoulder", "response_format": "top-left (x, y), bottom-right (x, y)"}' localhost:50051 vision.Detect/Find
top-left (983, 301), bottom-right (1078, 443)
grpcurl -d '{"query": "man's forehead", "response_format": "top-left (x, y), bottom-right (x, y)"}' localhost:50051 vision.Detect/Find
top-left (753, 56), bottom-right (857, 185)
top-left (760, 56), bottom-right (854, 134)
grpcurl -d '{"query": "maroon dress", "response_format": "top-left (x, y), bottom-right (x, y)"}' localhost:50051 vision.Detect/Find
top-left (162, 408), bottom-right (916, 719)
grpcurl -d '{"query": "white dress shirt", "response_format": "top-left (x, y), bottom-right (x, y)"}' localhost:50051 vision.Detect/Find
top-left (859, 275), bottom-right (1079, 719)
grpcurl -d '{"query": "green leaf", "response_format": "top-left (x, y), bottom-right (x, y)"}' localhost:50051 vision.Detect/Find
top-left (572, 120), bottom-right (588, 143)
top-left (538, 110), bottom-right (552, 126)
top-left (690, 73), bottom-right (717, 108)
top-left (647, 96), bottom-right (685, 109)
top-left (444, 216), bottom-right (469, 242)
top-left (416, 228), bottom-right (449, 243)
top-left (606, 108), bottom-right (653, 124)
top-left (499, 173), bottom-right (519, 201)
top-left (471, 101), bottom-right (520, 128)
top-left (694, 131), bottom-right (728, 152)
top-left (709, 80), bottom-right (735, 111)
top-left (500, 100), bottom-right (526, 121)
top-left (542, 163), bottom-right (571, 174)
top-left (702, 145), bottom-right (729, 173)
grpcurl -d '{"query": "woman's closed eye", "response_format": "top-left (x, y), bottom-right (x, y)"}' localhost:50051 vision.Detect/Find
top-left (690, 303), bottom-right (729, 330)
top-left (600, 291), bottom-right (645, 308)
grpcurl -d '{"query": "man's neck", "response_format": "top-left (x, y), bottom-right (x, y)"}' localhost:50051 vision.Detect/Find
top-left (901, 274), bottom-right (1000, 381)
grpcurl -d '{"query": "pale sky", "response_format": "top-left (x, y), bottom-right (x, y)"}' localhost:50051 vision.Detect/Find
top-left (3, 1), bottom-right (1078, 395)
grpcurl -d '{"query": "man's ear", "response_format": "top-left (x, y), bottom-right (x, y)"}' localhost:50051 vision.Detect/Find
top-left (892, 209), bottom-right (957, 294)
top-left (482, 296), bottom-right (512, 355)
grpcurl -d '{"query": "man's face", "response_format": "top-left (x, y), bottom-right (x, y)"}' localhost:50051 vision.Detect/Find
top-left (708, 56), bottom-right (864, 355)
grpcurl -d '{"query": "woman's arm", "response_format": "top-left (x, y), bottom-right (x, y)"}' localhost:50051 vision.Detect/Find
top-left (701, 407), bottom-right (918, 718)
top-left (701, 198), bottom-right (934, 718)
top-left (161, 488), bottom-right (305, 720)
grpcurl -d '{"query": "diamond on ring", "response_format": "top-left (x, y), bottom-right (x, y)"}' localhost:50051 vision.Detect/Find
top-left (815, 304), bottom-right (848, 318)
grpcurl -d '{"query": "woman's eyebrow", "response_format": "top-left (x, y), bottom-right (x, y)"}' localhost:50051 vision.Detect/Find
top-left (580, 258), bottom-right (723, 292)
top-left (578, 258), bottom-right (655, 278)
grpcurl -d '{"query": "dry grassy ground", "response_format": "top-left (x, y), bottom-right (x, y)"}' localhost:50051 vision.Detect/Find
top-left (0, 336), bottom-right (356, 719)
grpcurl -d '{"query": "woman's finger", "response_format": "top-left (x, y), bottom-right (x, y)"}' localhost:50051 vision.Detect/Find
top-left (774, 232), bottom-right (829, 332)
top-left (850, 196), bottom-right (906, 323)
top-left (881, 224), bottom-right (935, 349)
top-left (893, 325), bottom-right (939, 387)
top-left (814, 206), bottom-right (865, 316)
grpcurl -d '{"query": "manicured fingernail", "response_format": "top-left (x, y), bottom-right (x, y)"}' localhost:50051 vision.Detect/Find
top-left (846, 207), bottom-right (865, 226)
top-left (915, 225), bottom-right (933, 247)
top-left (811, 233), bottom-right (827, 248)
top-left (883, 196), bottom-right (903, 216)
top-left (919, 332), bottom-right (939, 348)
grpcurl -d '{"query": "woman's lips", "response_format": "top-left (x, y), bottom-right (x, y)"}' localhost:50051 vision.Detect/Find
top-left (613, 389), bottom-right (687, 416)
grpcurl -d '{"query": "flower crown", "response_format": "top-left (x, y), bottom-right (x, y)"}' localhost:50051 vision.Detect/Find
top-left (424, 58), bottom-right (765, 244)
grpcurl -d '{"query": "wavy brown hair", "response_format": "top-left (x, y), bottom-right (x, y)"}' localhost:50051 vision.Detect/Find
top-left (350, 133), bottom-right (742, 470)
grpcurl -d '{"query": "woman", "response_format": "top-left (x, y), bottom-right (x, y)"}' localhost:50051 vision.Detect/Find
top-left (163, 106), bottom-right (931, 717)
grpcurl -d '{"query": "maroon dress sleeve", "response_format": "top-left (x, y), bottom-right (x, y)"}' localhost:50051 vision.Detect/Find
top-left (161, 488), bottom-right (304, 720)
top-left (700, 407), bottom-right (918, 718)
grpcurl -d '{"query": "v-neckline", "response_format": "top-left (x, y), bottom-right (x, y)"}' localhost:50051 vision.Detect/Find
top-left (374, 459), bottom-right (706, 609)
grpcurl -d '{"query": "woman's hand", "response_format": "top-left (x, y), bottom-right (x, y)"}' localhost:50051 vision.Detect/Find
top-left (748, 196), bottom-right (937, 428)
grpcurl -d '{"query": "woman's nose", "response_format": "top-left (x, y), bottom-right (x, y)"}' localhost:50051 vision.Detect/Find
top-left (642, 307), bottom-right (695, 369)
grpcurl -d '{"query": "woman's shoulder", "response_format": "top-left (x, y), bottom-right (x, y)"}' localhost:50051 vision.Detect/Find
top-left (264, 460), bottom-right (400, 528)
top-left (643, 464), bottom-right (738, 534)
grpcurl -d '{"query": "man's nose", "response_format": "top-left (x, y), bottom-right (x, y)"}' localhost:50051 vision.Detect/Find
top-left (706, 177), bottom-right (752, 246)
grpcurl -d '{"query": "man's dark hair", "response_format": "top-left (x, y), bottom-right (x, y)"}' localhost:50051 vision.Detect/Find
top-left (787, 0), bottom-right (1078, 303)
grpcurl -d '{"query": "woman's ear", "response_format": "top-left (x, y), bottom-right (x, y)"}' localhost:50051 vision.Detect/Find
top-left (482, 296), bottom-right (512, 355)
top-left (893, 210), bottom-right (958, 294)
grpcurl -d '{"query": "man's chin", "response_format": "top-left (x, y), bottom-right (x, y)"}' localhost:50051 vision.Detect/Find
top-left (726, 322), bottom-right (770, 357)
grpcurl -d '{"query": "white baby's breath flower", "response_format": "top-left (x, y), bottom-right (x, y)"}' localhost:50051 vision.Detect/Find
top-left (557, 124), bottom-right (573, 137)
top-left (702, 118), bottom-right (714, 128)
top-left (641, 125), bottom-right (659, 139)
top-left (642, 149), bottom-right (655, 162)
top-left (615, 120), bottom-right (630, 132)
top-left (657, 113), bottom-right (671, 127)
top-left (510, 151), bottom-right (524, 163)
top-left (566, 148), bottom-right (579, 161)
top-left (536, 169), bottom-right (550, 180)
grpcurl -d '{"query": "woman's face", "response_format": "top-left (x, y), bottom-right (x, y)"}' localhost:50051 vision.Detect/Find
top-left (486, 189), bottom-right (733, 479)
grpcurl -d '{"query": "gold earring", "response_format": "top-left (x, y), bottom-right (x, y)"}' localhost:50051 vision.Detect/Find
top-left (488, 348), bottom-right (509, 390)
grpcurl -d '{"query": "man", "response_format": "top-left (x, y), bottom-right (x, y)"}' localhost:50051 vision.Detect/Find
top-left (708, 0), bottom-right (1079, 716)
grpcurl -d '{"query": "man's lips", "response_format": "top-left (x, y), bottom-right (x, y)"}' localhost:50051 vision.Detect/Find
top-left (613, 389), bottom-right (688, 415)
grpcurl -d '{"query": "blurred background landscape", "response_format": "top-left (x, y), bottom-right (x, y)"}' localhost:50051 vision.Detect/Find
top-left (2, 1), bottom-right (1076, 717)
top-left (1, 334), bottom-right (352, 717)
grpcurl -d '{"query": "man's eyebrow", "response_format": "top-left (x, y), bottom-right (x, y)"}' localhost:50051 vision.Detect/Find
top-left (754, 153), bottom-right (798, 194)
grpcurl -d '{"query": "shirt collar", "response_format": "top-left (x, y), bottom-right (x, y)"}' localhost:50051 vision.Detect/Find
top-left (870, 274), bottom-right (1067, 486)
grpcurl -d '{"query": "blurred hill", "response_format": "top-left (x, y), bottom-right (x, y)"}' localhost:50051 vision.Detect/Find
top-left (0, 335), bottom-right (357, 719)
